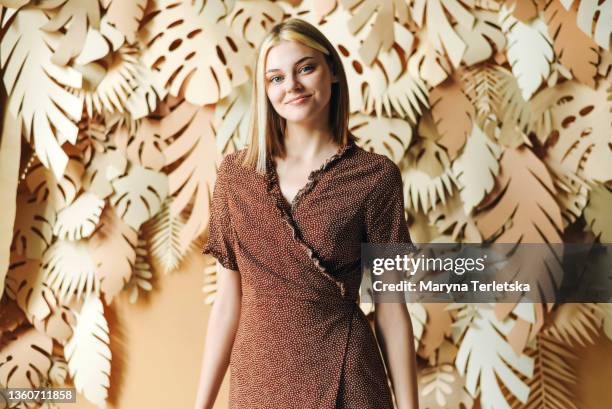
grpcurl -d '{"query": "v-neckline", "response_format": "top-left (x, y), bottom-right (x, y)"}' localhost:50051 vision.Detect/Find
top-left (266, 140), bottom-right (354, 215)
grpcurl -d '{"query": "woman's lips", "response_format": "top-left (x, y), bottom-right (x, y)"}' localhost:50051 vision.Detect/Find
top-left (287, 95), bottom-right (311, 104)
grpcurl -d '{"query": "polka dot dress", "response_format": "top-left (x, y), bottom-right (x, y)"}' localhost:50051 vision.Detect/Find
top-left (203, 138), bottom-right (413, 409)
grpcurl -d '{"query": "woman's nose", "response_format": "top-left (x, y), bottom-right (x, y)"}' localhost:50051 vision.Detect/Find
top-left (286, 73), bottom-right (303, 91)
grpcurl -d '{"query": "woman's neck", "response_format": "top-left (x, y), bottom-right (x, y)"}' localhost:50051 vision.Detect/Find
top-left (281, 124), bottom-right (338, 162)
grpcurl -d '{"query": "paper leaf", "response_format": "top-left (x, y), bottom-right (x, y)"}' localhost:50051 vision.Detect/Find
top-left (6, 257), bottom-right (56, 324)
top-left (418, 303), bottom-right (453, 359)
top-left (53, 192), bottom-right (105, 241)
top-left (462, 64), bottom-right (505, 128)
top-left (12, 193), bottom-right (56, 259)
top-left (428, 193), bottom-right (483, 243)
top-left (561, 0), bottom-right (611, 50)
top-left (545, 162), bottom-right (589, 228)
top-left (33, 301), bottom-right (76, 347)
top-left (419, 363), bottom-right (474, 409)
top-left (26, 146), bottom-right (84, 211)
top-left (583, 184), bottom-right (612, 242)
top-left (88, 206), bottom-right (137, 305)
top-left (349, 113), bottom-right (413, 164)
top-left (144, 199), bottom-right (188, 274)
top-left (544, 303), bottom-right (602, 347)
top-left (0, 297), bottom-right (26, 335)
top-left (454, 305), bottom-right (534, 408)
top-left (452, 125), bottom-right (502, 214)
top-left (64, 295), bottom-right (111, 408)
top-left (456, 9), bottom-right (506, 66)
top-left (213, 83), bottom-right (252, 153)
top-left (125, 118), bottom-right (167, 171)
top-left (0, 327), bottom-right (52, 388)
top-left (408, 31), bottom-right (452, 88)
top-left (500, 6), bottom-right (554, 101)
top-left (507, 0), bottom-right (538, 22)
top-left (82, 147), bottom-right (128, 200)
top-left (429, 72), bottom-right (475, 159)
top-left (547, 79), bottom-right (612, 183)
top-left (141, 0), bottom-right (252, 105)
top-left (412, 0), bottom-right (475, 68)
top-left (162, 102), bottom-right (218, 246)
top-left (543, 0), bottom-right (599, 88)
top-left (227, 0), bottom-right (285, 49)
top-left (1, 8), bottom-right (83, 179)
top-left (43, 239), bottom-right (99, 305)
top-left (125, 238), bottom-right (153, 304)
top-left (110, 164), bottom-right (168, 230)
top-left (104, 0), bottom-right (146, 43)
top-left (601, 303), bottom-right (612, 340)
top-left (40, 0), bottom-right (100, 66)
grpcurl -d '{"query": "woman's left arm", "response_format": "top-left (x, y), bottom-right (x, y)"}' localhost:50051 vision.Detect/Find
top-left (374, 301), bottom-right (419, 409)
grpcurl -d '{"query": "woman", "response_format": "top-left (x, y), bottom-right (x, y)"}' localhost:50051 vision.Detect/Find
top-left (195, 18), bottom-right (419, 409)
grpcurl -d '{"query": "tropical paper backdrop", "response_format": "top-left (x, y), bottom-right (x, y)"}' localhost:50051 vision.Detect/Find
top-left (0, 0), bottom-right (610, 408)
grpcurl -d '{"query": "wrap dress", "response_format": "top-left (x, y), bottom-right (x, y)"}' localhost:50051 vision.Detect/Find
top-left (202, 139), bottom-right (413, 409)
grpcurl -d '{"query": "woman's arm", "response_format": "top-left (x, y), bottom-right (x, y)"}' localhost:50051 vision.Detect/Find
top-left (374, 301), bottom-right (419, 409)
top-left (194, 263), bottom-right (242, 409)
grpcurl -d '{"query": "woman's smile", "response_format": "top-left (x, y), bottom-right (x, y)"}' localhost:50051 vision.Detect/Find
top-left (287, 94), bottom-right (311, 105)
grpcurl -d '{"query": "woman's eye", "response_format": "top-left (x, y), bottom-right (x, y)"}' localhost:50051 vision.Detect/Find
top-left (300, 64), bottom-right (314, 73)
top-left (270, 76), bottom-right (281, 83)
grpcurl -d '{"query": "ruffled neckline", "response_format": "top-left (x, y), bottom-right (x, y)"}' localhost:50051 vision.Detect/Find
top-left (264, 140), bottom-right (356, 299)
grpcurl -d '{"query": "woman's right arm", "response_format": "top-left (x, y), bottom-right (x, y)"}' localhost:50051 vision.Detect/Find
top-left (194, 262), bottom-right (242, 409)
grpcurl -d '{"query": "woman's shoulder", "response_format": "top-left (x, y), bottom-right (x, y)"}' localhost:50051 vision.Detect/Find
top-left (218, 147), bottom-right (250, 176)
top-left (351, 144), bottom-right (401, 180)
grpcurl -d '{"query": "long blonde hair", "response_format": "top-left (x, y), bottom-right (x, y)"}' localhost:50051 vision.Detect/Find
top-left (241, 18), bottom-right (355, 174)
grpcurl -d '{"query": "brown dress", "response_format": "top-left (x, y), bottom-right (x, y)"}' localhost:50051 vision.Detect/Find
top-left (203, 139), bottom-right (413, 409)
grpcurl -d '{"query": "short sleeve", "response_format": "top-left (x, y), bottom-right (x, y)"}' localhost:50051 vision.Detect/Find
top-left (364, 160), bottom-right (413, 244)
top-left (202, 156), bottom-right (239, 271)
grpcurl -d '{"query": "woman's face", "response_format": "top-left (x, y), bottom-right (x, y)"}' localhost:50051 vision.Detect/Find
top-left (264, 40), bottom-right (337, 126)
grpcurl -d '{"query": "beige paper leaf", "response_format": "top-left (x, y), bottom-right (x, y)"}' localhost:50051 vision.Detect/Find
top-left (82, 147), bottom-right (128, 200)
top-left (126, 238), bottom-right (153, 304)
top-left (0, 327), bottom-right (52, 388)
top-left (141, 0), bottom-right (253, 105)
top-left (88, 206), bottom-right (137, 305)
top-left (560, 0), bottom-right (611, 50)
top-left (500, 6), bottom-right (554, 101)
top-left (429, 72), bottom-right (475, 159)
top-left (454, 304), bottom-right (534, 407)
top-left (110, 163), bottom-right (168, 230)
top-left (452, 125), bottom-right (502, 214)
top-left (53, 192), bottom-right (105, 241)
top-left (418, 303), bottom-right (453, 359)
top-left (213, 82), bottom-right (252, 153)
top-left (544, 303), bottom-right (602, 347)
top-left (43, 239), bottom-right (99, 305)
top-left (545, 160), bottom-right (590, 228)
top-left (412, 0), bottom-right (475, 68)
top-left (144, 199), bottom-right (188, 274)
top-left (64, 294), bottom-right (111, 408)
top-left (0, 297), bottom-right (26, 336)
top-left (162, 102), bottom-right (218, 247)
top-left (40, 0), bottom-right (101, 66)
top-left (48, 356), bottom-right (69, 386)
top-left (428, 193), bottom-right (482, 243)
top-left (227, 0), bottom-right (285, 49)
top-left (419, 363), bottom-right (474, 409)
top-left (543, 0), bottom-right (599, 88)
top-left (12, 193), bottom-right (56, 260)
top-left (104, 0), bottom-right (146, 43)
top-left (1, 8), bottom-right (83, 179)
top-left (462, 63), bottom-right (505, 130)
top-left (547, 79), bottom-right (612, 183)
top-left (601, 303), bottom-right (612, 340)
top-left (26, 148), bottom-right (84, 211)
top-left (408, 31), bottom-right (452, 88)
top-left (32, 300), bottom-right (75, 347)
top-left (6, 257), bottom-right (55, 324)
top-left (349, 113), bottom-right (413, 164)
top-left (121, 117), bottom-right (167, 171)
top-left (507, 0), bottom-right (538, 22)
top-left (583, 184), bottom-right (612, 242)
top-left (456, 9), bottom-right (506, 66)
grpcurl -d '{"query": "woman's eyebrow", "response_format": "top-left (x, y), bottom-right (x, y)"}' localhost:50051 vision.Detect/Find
top-left (266, 56), bottom-right (315, 74)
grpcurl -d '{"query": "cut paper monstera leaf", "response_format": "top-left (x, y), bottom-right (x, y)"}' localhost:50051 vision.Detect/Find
top-left (418, 363), bottom-right (473, 409)
top-left (125, 238), bottom-right (153, 304)
top-left (110, 164), bottom-right (168, 230)
top-left (455, 9), bottom-right (506, 67)
top-left (6, 257), bottom-right (55, 324)
top-left (53, 192), bottom-right (105, 241)
top-left (544, 303), bottom-right (602, 347)
top-left (32, 301), bottom-right (76, 347)
top-left (104, 0), bottom-right (147, 44)
top-left (116, 117), bottom-right (168, 171)
top-left (543, 0), bottom-right (599, 88)
top-left (452, 125), bottom-right (502, 215)
top-left (547, 79), bottom-right (612, 183)
top-left (349, 113), bottom-right (413, 164)
top-left (162, 102), bottom-right (219, 249)
top-left (64, 295), bottom-right (111, 409)
top-left (39, 0), bottom-right (101, 66)
top-left (88, 206), bottom-right (137, 305)
top-left (453, 304), bottom-right (534, 409)
top-left (412, 0), bottom-right (475, 68)
top-left (43, 240), bottom-right (99, 305)
top-left (0, 7), bottom-right (83, 180)
top-left (408, 31), bottom-right (452, 88)
top-left (0, 327), bottom-right (53, 388)
top-left (144, 198), bottom-right (188, 274)
top-left (583, 184), bottom-right (612, 242)
top-left (26, 147), bottom-right (84, 211)
top-left (429, 71), bottom-right (475, 159)
top-left (428, 193), bottom-right (482, 243)
top-left (140, 0), bottom-right (252, 105)
top-left (213, 83), bottom-right (252, 154)
top-left (12, 193), bottom-right (56, 260)
top-left (560, 0), bottom-right (611, 50)
top-left (227, 0), bottom-right (284, 49)
top-left (82, 147), bottom-right (128, 199)
top-left (500, 6), bottom-right (554, 101)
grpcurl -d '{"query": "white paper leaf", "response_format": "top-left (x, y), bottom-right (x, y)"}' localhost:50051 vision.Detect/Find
top-left (53, 193), bottom-right (105, 241)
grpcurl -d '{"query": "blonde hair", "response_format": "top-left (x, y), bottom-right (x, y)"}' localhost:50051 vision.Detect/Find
top-left (241, 18), bottom-right (355, 174)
